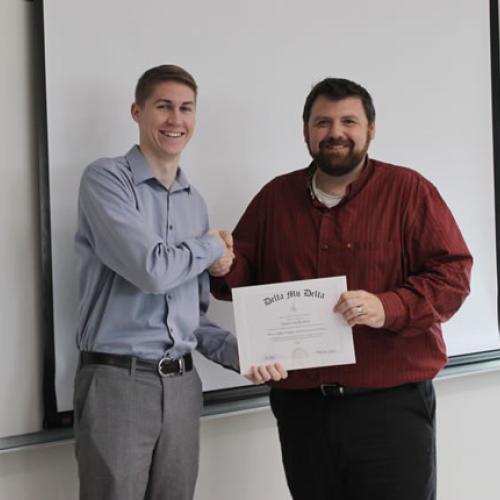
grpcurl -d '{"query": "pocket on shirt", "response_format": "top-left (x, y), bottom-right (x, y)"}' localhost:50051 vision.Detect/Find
top-left (347, 241), bottom-right (402, 288)
top-left (350, 240), bottom-right (397, 267)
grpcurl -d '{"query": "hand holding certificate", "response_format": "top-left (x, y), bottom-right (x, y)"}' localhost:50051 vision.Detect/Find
top-left (232, 276), bottom-right (356, 374)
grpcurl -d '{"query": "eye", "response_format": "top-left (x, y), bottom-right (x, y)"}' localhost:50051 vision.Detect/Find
top-left (315, 120), bottom-right (329, 127)
top-left (156, 104), bottom-right (171, 111)
top-left (180, 105), bottom-right (194, 113)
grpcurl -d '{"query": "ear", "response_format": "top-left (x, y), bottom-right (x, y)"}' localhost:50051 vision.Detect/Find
top-left (369, 122), bottom-right (376, 140)
top-left (131, 102), bottom-right (140, 123)
top-left (303, 123), bottom-right (309, 144)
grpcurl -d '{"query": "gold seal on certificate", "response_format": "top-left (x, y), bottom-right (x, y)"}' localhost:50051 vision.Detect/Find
top-left (232, 276), bottom-right (356, 373)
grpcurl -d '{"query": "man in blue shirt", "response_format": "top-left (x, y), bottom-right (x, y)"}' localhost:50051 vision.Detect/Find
top-left (74, 65), bottom-right (238, 500)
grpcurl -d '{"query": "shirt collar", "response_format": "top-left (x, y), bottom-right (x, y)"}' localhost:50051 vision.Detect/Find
top-left (125, 145), bottom-right (191, 193)
top-left (171, 168), bottom-right (191, 193)
top-left (306, 156), bottom-right (374, 205)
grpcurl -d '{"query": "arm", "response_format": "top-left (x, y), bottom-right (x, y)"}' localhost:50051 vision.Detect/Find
top-left (379, 187), bottom-right (472, 334)
top-left (336, 178), bottom-right (472, 335)
top-left (194, 271), bottom-right (240, 371)
top-left (79, 163), bottom-right (224, 294)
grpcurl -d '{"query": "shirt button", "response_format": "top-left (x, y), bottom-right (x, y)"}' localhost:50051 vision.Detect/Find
top-left (169, 225), bottom-right (173, 230)
top-left (347, 243), bottom-right (352, 249)
top-left (321, 244), bottom-right (329, 250)
top-left (167, 294), bottom-right (172, 300)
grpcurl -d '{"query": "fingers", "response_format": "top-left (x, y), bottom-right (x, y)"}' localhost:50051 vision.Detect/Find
top-left (208, 257), bottom-right (233, 277)
top-left (333, 290), bottom-right (362, 326)
top-left (267, 363), bottom-right (288, 380)
top-left (244, 363), bottom-right (288, 384)
top-left (208, 246), bottom-right (235, 277)
top-left (219, 230), bottom-right (233, 249)
top-left (207, 229), bottom-right (235, 277)
top-left (333, 290), bottom-right (385, 328)
top-left (333, 290), bottom-right (363, 314)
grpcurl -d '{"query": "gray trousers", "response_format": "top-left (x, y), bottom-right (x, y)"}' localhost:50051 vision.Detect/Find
top-left (73, 361), bottom-right (203, 500)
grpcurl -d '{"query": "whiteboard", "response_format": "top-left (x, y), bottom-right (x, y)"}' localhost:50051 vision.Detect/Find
top-left (40, 0), bottom-right (500, 419)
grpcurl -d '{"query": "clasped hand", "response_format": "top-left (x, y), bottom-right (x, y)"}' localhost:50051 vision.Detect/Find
top-left (207, 229), bottom-right (234, 277)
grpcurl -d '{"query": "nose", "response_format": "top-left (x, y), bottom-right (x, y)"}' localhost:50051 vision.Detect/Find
top-left (328, 121), bottom-right (345, 139)
top-left (167, 108), bottom-right (182, 125)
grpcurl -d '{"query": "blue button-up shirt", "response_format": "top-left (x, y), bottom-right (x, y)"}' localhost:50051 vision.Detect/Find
top-left (75, 145), bottom-right (238, 369)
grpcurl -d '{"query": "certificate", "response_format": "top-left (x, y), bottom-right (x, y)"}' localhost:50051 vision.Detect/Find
top-left (232, 276), bottom-right (356, 373)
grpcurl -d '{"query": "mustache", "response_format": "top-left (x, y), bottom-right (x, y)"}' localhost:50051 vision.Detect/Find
top-left (319, 137), bottom-right (352, 149)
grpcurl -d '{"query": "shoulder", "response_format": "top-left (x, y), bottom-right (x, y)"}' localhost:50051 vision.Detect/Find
top-left (256, 168), bottom-right (308, 197)
top-left (371, 158), bottom-right (424, 180)
top-left (80, 153), bottom-right (134, 193)
top-left (370, 159), bottom-right (438, 194)
top-left (82, 154), bottom-right (131, 183)
top-left (241, 169), bottom-right (308, 214)
top-left (269, 167), bottom-right (308, 186)
top-left (78, 153), bottom-right (138, 208)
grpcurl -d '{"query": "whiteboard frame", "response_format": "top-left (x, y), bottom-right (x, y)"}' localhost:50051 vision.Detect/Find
top-left (4, 355), bottom-right (500, 451)
top-left (33, 0), bottom-right (500, 429)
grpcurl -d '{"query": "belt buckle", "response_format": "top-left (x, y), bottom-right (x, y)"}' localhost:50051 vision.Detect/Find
top-left (177, 356), bottom-right (185, 375)
top-left (157, 356), bottom-right (184, 377)
top-left (320, 383), bottom-right (344, 396)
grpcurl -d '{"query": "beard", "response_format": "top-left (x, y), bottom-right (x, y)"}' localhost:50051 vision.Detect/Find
top-left (311, 133), bottom-right (371, 177)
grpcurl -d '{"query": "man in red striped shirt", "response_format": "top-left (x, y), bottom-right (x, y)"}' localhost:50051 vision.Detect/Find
top-left (211, 78), bottom-right (472, 500)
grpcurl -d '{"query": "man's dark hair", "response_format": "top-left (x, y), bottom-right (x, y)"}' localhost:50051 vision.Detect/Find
top-left (302, 78), bottom-right (375, 125)
top-left (135, 64), bottom-right (198, 106)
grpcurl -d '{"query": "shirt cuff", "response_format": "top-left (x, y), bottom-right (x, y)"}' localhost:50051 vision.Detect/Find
top-left (221, 334), bottom-right (240, 373)
top-left (185, 234), bottom-right (224, 265)
top-left (377, 290), bottom-right (409, 332)
top-left (210, 275), bottom-right (233, 300)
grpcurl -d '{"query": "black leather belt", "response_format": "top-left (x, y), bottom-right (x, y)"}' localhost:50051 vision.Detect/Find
top-left (81, 351), bottom-right (193, 377)
top-left (319, 383), bottom-right (387, 397)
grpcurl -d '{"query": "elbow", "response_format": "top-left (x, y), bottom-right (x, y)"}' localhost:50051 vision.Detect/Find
top-left (138, 247), bottom-right (174, 294)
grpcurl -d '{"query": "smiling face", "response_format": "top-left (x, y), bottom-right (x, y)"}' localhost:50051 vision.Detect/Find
top-left (304, 96), bottom-right (375, 177)
top-left (131, 80), bottom-right (196, 165)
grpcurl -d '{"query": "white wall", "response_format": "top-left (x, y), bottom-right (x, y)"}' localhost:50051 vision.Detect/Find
top-left (2, 377), bottom-right (500, 500)
top-left (0, 1), bottom-right (43, 438)
top-left (0, 410), bottom-right (289, 500)
top-left (436, 373), bottom-right (500, 499)
top-left (1, 2), bottom-right (500, 500)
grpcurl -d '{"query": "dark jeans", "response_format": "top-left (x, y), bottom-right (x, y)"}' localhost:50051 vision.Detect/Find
top-left (270, 382), bottom-right (436, 500)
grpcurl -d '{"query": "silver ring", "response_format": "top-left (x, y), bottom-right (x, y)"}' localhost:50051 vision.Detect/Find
top-left (355, 305), bottom-right (364, 316)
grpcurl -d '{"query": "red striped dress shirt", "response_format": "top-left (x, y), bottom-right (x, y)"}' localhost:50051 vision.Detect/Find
top-left (211, 159), bottom-right (473, 389)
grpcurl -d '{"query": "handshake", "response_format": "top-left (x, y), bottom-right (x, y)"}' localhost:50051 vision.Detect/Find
top-left (207, 229), bottom-right (234, 277)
